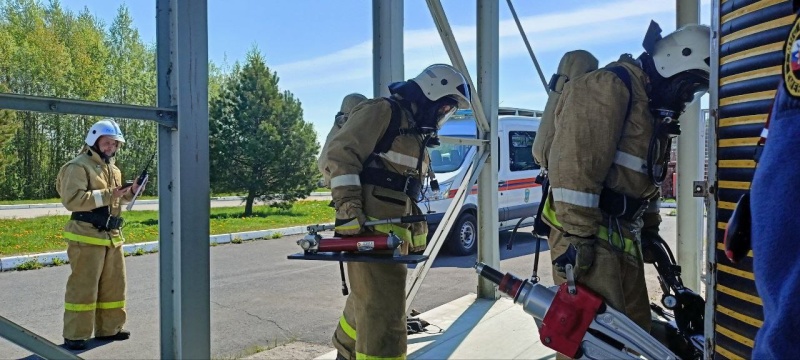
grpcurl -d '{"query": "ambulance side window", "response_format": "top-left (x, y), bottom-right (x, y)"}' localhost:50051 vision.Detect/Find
top-left (509, 131), bottom-right (539, 172)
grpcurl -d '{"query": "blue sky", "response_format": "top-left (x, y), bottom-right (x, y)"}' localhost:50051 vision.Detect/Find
top-left (58, 0), bottom-right (711, 147)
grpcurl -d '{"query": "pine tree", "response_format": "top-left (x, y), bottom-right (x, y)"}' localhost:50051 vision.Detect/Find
top-left (209, 48), bottom-right (320, 216)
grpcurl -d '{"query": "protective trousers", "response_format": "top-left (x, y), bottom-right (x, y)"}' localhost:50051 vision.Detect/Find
top-left (332, 261), bottom-right (407, 360)
top-left (548, 228), bottom-right (650, 356)
top-left (63, 240), bottom-right (127, 340)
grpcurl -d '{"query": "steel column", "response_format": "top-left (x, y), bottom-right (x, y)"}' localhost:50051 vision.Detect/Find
top-left (476, 0), bottom-right (500, 300)
top-left (160, 0), bottom-right (210, 358)
top-left (675, 0), bottom-right (703, 293)
top-left (156, 0), bottom-right (177, 357)
top-left (372, 0), bottom-right (404, 98)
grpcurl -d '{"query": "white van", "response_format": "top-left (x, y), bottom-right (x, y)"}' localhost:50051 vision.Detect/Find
top-left (422, 107), bottom-right (544, 255)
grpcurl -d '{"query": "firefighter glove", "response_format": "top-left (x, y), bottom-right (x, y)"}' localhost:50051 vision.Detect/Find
top-left (335, 201), bottom-right (366, 235)
top-left (553, 235), bottom-right (596, 280)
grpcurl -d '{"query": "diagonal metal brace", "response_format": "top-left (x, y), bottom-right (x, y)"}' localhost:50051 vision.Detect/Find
top-left (0, 314), bottom-right (82, 359)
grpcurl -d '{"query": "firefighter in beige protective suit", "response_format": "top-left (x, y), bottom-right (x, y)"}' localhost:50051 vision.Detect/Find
top-left (324, 64), bottom-right (471, 360)
top-left (57, 119), bottom-right (140, 350)
top-left (540, 22), bottom-right (710, 352)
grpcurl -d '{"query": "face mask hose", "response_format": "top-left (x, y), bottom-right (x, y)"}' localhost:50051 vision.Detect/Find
top-left (647, 109), bottom-right (681, 186)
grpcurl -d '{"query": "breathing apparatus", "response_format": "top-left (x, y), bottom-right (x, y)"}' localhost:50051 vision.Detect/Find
top-left (638, 21), bottom-right (711, 185)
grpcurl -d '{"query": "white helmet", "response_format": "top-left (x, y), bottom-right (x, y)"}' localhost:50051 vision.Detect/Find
top-left (410, 64), bottom-right (472, 110)
top-left (85, 119), bottom-right (125, 147)
top-left (651, 24), bottom-right (711, 79)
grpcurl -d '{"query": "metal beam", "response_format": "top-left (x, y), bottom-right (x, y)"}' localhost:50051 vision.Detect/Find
top-left (438, 135), bottom-right (488, 146)
top-left (505, 0), bottom-right (548, 93)
top-left (425, 0), bottom-right (490, 133)
top-left (406, 149), bottom-right (489, 311)
top-left (372, 0), bottom-right (404, 98)
top-left (476, 0), bottom-right (500, 300)
top-left (0, 315), bottom-right (81, 360)
top-left (0, 92), bottom-right (176, 128)
top-left (676, 0), bottom-right (702, 293)
top-left (704, 0), bottom-right (721, 356)
top-left (160, 0), bottom-right (210, 358)
top-left (156, 0), bottom-right (177, 357)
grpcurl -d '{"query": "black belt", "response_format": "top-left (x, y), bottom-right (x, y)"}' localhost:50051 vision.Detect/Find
top-left (71, 211), bottom-right (124, 231)
top-left (360, 168), bottom-right (423, 201)
top-left (598, 188), bottom-right (650, 222)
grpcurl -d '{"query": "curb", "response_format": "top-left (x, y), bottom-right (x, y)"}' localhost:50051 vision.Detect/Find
top-left (0, 193), bottom-right (332, 211)
top-left (0, 223), bottom-right (332, 272)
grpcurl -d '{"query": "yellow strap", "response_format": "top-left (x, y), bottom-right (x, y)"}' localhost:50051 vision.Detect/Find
top-left (543, 196), bottom-right (639, 258)
top-left (336, 221), bottom-right (361, 231)
top-left (596, 225), bottom-right (639, 258)
top-left (64, 232), bottom-right (112, 246)
top-left (541, 195), bottom-right (560, 227)
top-left (356, 353), bottom-right (406, 360)
top-left (97, 300), bottom-right (125, 310)
top-left (412, 231), bottom-right (428, 248)
top-left (110, 234), bottom-right (123, 247)
top-left (65, 302), bottom-right (96, 312)
top-left (338, 315), bottom-right (356, 340)
top-left (371, 218), bottom-right (426, 249)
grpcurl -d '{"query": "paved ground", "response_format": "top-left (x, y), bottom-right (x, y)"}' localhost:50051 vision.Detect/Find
top-left (0, 210), bottom-right (693, 359)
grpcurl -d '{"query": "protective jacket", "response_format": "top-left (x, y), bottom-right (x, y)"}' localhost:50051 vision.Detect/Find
top-left (57, 147), bottom-right (133, 246)
top-left (541, 56), bottom-right (666, 332)
top-left (57, 146), bottom-right (132, 341)
top-left (325, 97), bottom-right (430, 253)
top-left (542, 56), bottom-right (663, 256)
top-left (327, 96), bottom-right (432, 360)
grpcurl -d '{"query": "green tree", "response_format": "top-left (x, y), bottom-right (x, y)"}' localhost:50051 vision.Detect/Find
top-left (105, 4), bottom-right (157, 195)
top-left (0, 18), bottom-right (18, 177)
top-left (209, 49), bottom-right (319, 216)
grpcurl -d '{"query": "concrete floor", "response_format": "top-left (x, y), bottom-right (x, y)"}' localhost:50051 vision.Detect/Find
top-left (317, 294), bottom-right (556, 360)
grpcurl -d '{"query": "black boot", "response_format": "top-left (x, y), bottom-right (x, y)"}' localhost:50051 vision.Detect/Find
top-left (96, 329), bottom-right (130, 341)
top-left (64, 339), bottom-right (87, 350)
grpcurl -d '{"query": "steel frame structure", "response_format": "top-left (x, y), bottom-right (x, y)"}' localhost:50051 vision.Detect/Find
top-left (0, 0), bottom-right (714, 358)
top-left (0, 0), bottom-right (210, 358)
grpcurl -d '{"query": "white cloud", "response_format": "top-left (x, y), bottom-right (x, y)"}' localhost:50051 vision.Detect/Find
top-left (273, 0), bottom-right (680, 91)
top-left (282, 0), bottom-right (712, 148)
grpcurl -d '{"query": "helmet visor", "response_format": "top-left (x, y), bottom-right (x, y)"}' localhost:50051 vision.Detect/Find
top-left (434, 96), bottom-right (461, 129)
top-left (436, 104), bottom-right (458, 129)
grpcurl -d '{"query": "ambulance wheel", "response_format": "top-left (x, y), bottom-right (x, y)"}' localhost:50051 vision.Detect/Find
top-left (446, 213), bottom-right (477, 256)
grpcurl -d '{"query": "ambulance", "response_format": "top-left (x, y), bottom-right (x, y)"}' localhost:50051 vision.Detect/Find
top-left (423, 107), bottom-right (543, 255)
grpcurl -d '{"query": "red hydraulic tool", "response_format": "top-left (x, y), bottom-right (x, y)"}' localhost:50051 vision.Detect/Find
top-left (288, 215), bottom-right (430, 295)
top-left (296, 215), bottom-right (427, 256)
top-left (475, 262), bottom-right (680, 360)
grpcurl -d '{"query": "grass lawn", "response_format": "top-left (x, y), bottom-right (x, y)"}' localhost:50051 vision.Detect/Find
top-left (0, 201), bottom-right (332, 257)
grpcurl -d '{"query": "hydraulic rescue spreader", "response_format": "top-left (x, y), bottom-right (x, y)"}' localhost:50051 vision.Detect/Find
top-left (475, 262), bottom-right (680, 360)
